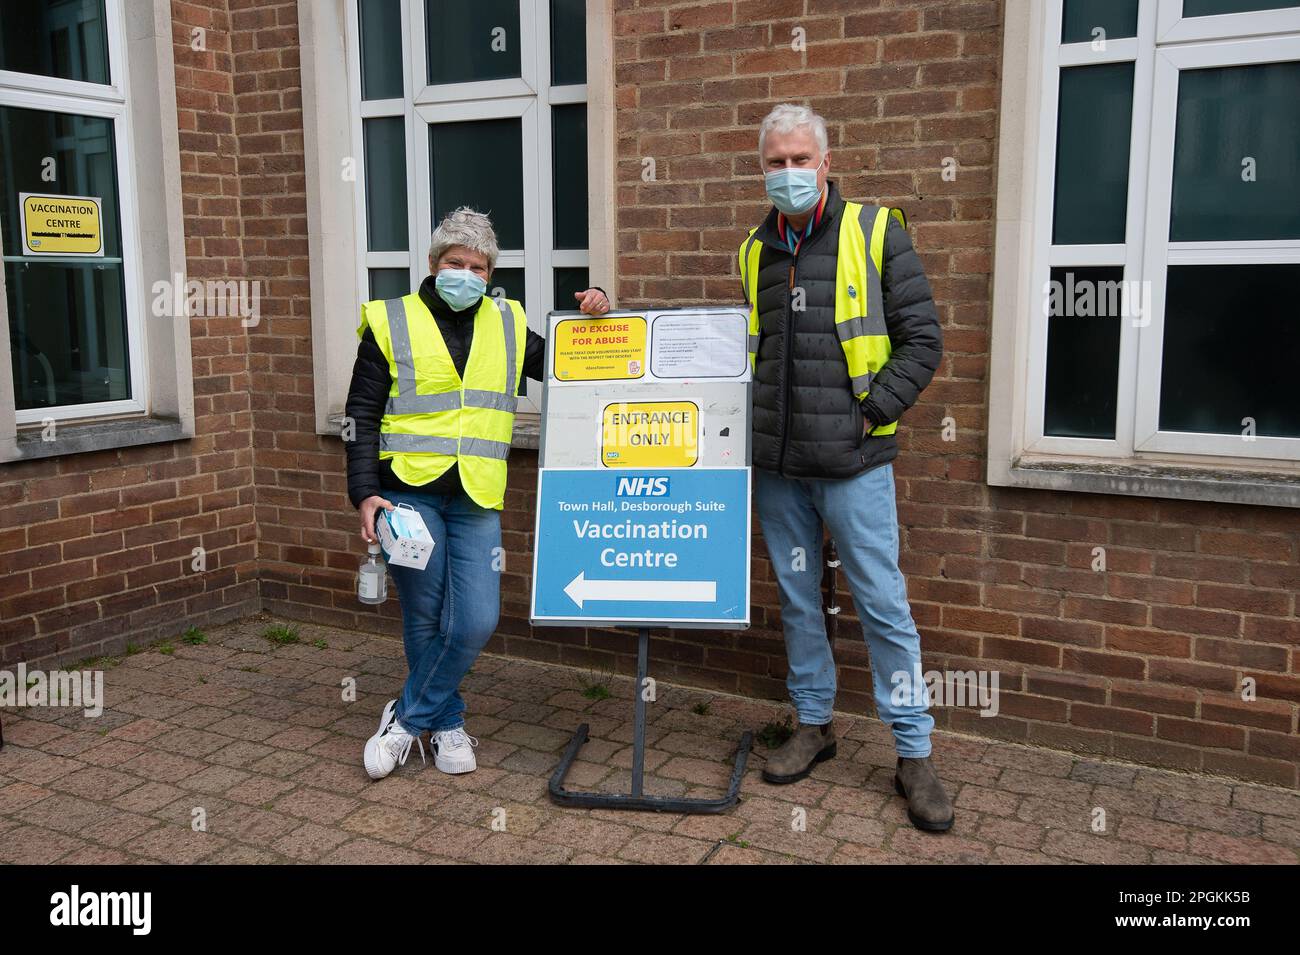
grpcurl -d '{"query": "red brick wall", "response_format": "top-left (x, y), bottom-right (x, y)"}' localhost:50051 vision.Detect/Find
top-left (222, 0), bottom-right (356, 626)
top-left (0, 0), bottom-right (261, 666)
top-left (1, 0), bottom-right (1295, 790)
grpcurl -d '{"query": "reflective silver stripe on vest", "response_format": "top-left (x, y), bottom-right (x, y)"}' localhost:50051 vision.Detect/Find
top-left (384, 295), bottom-right (459, 415)
top-left (386, 391), bottom-right (461, 415)
top-left (835, 315), bottom-right (886, 343)
top-left (459, 436), bottom-right (511, 460)
top-left (464, 389), bottom-right (518, 412)
top-left (385, 297), bottom-right (419, 403)
top-left (741, 233), bottom-right (759, 305)
top-left (380, 433), bottom-right (460, 455)
top-left (498, 298), bottom-right (517, 396)
top-left (385, 296), bottom-right (520, 415)
top-left (851, 371), bottom-right (873, 396)
top-left (858, 205), bottom-right (887, 336)
top-left (748, 333), bottom-right (760, 354)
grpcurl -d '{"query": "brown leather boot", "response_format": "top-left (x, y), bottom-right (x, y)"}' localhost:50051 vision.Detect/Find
top-left (761, 722), bottom-right (836, 784)
top-left (894, 756), bottom-right (954, 832)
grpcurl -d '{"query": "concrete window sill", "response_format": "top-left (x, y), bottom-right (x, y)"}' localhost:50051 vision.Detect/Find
top-left (993, 456), bottom-right (1300, 509)
top-left (5, 415), bottom-right (191, 463)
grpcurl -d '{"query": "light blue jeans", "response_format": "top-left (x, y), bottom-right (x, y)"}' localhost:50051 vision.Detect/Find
top-left (754, 463), bottom-right (933, 758)
top-left (384, 488), bottom-right (501, 735)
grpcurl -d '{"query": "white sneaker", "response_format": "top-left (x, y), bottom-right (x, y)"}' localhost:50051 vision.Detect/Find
top-left (363, 699), bottom-right (425, 780)
top-left (432, 726), bottom-right (478, 774)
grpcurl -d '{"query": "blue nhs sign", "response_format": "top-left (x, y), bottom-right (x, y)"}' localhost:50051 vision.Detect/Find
top-left (532, 467), bottom-right (750, 629)
top-left (615, 475), bottom-right (670, 497)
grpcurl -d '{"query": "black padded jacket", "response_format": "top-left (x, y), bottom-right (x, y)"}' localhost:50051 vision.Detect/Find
top-left (745, 181), bottom-right (943, 479)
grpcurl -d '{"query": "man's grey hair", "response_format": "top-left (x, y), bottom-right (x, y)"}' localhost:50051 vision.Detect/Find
top-left (428, 206), bottom-right (499, 272)
top-left (757, 103), bottom-right (829, 163)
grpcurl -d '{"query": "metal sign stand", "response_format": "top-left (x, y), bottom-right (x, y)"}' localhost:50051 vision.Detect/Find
top-left (539, 307), bottom-right (754, 813)
top-left (549, 627), bottom-right (752, 813)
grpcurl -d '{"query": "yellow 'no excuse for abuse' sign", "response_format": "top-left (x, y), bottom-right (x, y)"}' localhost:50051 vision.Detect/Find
top-left (20, 192), bottom-right (104, 256)
top-left (553, 316), bottom-right (647, 381)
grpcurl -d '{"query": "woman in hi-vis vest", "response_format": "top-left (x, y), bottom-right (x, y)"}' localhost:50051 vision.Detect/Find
top-left (345, 207), bottom-right (610, 780)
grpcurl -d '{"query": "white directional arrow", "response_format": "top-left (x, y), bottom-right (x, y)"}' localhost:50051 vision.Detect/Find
top-left (563, 572), bottom-right (716, 609)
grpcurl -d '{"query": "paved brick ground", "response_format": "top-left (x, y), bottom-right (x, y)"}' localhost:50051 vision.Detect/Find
top-left (1, 615), bottom-right (1297, 865)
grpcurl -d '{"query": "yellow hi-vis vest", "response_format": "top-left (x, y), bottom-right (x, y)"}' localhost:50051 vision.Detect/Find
top-left (739, 202), bottom-right (907, 437)
top-left (358, 292), bottom-right (527, 510)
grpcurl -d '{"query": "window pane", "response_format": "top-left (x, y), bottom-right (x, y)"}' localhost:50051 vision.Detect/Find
top-left (1043, 267), bottom-right (1123, 439)
top-left (1, 104), bottom-right (130, 411)
top-left (369, 268), bottom-right (410, 301)
top-left (359, 0), bottom-right (403, 100)
top-left (550, 0), bottom-right (586, 85)
top-left (489, 268), bottom-right (525, 302)
top-left (0, 106), bottom-right (123, 258)
top-left (0, 0), bottom-right (109, 85)
top-left (552, 104), bottom-right (588, 250)
top-left (1170, 62), bottom-right (1300, 242)
top-left (363, 117), bottom-right (408, 252)
top-left (425, 0), bottom-right (521, 86)
top-left (554, 267), bottom-right (590, 311)
top-left (430, 118), bottom-right (524, 249)
top-left (1053, 63), bottom-right (1134, 246)
top-left (1061, 0), bottom-right (1139, 43)
top-left (1159, 265), bottom-right (1299, 438)
top-left (1185, 0), bottom-right (1299, 15)
top-left (6, 260), bottom-right (129, 409)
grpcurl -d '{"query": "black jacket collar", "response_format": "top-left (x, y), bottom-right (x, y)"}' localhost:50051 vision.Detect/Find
top-left (751, 179), bottom-right (846, 249)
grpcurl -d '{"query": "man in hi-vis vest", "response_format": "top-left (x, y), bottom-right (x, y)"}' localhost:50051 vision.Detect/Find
top-left (346, 207), bottom-right (609, 780)
top-left (739, 105), bottom-right (952, 832)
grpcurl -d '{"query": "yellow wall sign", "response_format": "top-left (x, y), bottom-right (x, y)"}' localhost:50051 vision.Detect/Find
top-left (553, 316), bottom-right (647, 381)
top-left (20, 192), bottom-right (104, 256)
top-left (601, 401), bottom-right (699, 468)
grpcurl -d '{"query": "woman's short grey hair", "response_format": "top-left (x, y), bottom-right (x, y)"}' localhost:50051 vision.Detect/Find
top-left (428, 206), bottom-right (500, 273)
top-left (757, 103), bottom-right (829, 162)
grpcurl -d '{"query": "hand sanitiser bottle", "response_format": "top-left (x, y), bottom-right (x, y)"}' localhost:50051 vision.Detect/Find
top-left (358, 541), bottom-right (387, 605)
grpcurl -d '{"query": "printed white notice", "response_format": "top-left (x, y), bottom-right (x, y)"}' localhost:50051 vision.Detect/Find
top-left (650, 311), bottom-right (747, 379)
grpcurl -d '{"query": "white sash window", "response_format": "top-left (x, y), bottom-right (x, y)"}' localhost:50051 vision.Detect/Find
top-left (990, 0), bottom-right (1300, 505)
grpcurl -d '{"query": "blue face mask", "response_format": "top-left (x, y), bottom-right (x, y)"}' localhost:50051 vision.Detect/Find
top-left (764, 157), bottom-right (826, 215)
top-left (434, 268), bottom-right (487, 311)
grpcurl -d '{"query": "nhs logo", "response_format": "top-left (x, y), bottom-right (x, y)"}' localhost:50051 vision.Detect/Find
top-left (615, 476), bottom-right (669, 497)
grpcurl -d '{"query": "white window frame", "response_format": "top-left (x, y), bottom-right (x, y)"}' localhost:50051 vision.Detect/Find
top-left (0, 0), bottom-right (150, 425)
top-left (988, 0), bottom-right (1300, 507)
top-left (343, 0), bottom-right (591, 414)
top-left (412, 96), bottom-right (542, 320)
top-left (1136, 33), bottom-right (1300, 460)
top-left (345, 0), bottom-right (412, 308)
top-left (305, 0), bottom-right (616, 437)
top-left (0, 0), bottom-right (192, 464)
top-left (1158, 0), bottom-right (1300, 41)
top-left (410, 0), bottom-right (539, 105)
top-left (1022, 1), bottom-right (1157, 460)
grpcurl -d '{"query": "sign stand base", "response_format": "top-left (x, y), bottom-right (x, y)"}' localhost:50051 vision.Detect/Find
top-left (548, 627), bottom-right (753, 813)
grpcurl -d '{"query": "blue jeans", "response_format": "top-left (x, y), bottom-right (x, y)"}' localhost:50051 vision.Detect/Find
top-left (384, 488), bottom-right (501, 735)
top-left (754, 463), bottom-right (933, 758)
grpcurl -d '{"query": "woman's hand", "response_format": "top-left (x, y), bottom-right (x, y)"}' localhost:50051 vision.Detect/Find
top-left (359, 495), bottom-right (394, 543)
top-left (574, 288), bottom-right (610, 315)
